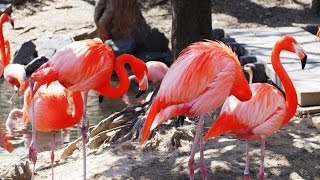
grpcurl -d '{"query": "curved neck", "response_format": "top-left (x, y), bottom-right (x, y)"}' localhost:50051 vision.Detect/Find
top-left (272, 46), bottom-right (297, 126)
top-left (98, 55), bottom-right (137, 99)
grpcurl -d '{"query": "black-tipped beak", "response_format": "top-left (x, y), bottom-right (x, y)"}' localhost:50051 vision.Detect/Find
top-left (301, 55), bottom-right (307, 70)
top-left (98, 95), bottom-right (104, 103)
top-left (11, 22), bottom-right (14, 29)
top-left (136, 90), bottom-right (146, 98)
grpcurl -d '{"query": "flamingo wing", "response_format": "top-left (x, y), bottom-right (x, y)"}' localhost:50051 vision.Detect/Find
top-left (48, 40), bottom-right (114, 91)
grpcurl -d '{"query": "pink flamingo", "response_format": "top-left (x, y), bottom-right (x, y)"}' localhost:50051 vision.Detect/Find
top-left (204, 35), bottom-right (307, 180)
top-left (29, 39), bottom-right (148, 179)
top-left (4, 64), bottom-right (28, 102)
top-left (6, 81), bottom-right (83, 179)
top-left (0, 13), bottom-right (14, 75)
top-left (140, 40), bottom-right (252, 180)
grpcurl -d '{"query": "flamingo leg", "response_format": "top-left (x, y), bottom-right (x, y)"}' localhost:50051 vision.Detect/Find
top-left (81, 92), bottom-right (88, 180)
top-left (29, 79), bottom-right (37, 180)
top-left (259, 139), bottom-right (266, 180)
top-left (188, 115), bottom-right (204, 180)
top-left (244, 140), bottom-right (251, 180)
top-left (51, 131), bottom-right (55, 180)
top-left (199, 116), bottom-right (207, 180)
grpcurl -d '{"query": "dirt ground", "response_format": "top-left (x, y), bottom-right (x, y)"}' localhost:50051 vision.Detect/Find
top-left (1, 0), bottom-right (320, 179)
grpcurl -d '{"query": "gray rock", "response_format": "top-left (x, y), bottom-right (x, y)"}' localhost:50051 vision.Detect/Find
top-left (305, 24), bottom-right (319, 35)
top-left (142, 28), bottom-right (169, 52)
top-left (212, 28), bottom-right (225, 41)
top-left (37, 35), bottom-right (74, 59)
top-left (12, 40), bottom-right (37, 65)
top-left (25, 56), bottom-right (48, 75)
top-left (225, 42), bottom-right (246, 57)
top-left (105, 38), bottom-right (135, 57)
top-left (239, 55), bottom-right (257, 66)
top-left (221, 37), bottom-right (236, 44)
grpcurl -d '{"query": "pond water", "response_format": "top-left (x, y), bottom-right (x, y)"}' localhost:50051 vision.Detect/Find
top-left (0, 79), bottom-right (155, 153)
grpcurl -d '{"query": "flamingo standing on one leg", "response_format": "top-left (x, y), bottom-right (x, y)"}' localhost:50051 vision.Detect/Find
top-left (0, 13), bottom-right (14, 75)
top-left (29, 39), bottom-right (148, 179)
top-left (204, 35), bottom-right (307, 180)
top-left (6, 81), bottom-right (83, 179)
top-left (4, 64), bottom-right (28, 102)
top-left (140, 40), bottom-right (252, 180)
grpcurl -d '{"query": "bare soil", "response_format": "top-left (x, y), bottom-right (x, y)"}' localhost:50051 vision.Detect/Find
top-left (1, 0), bottom-right (320, 179)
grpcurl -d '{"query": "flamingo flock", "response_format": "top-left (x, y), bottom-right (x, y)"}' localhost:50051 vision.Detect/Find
top-left (0, 10), bottom-right (313, 180)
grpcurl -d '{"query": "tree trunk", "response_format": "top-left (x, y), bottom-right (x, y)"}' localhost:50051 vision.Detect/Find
top-left (171, 0), bottom-right (212, 60)
top-left (94, 0), bottom-right (150, 43)
top-left (311, 0), bottom-right (320, 14)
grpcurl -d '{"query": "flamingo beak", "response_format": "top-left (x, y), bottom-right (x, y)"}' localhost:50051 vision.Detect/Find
top-left (136, 71), bottom-right (148, 98)
top-left (11, 22), bottom-right (14, 29)
top-left (294, 44), bottom-right (307, 70)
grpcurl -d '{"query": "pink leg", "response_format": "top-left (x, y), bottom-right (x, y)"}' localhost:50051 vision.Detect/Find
top-left (188, 116), bottom-right (204, 180)
top-left (51, 131), bottom-right (55, 180)
top-left (29, 79), bottom-right (37, 180)
top-left (244, 140), bottom-right (251, 180)
top-left (199, 117), bottom-right (207, 180)
top-left (81, 92), bottom-right (88, 180)
top-left (259, 139), bottom-right (266, 180)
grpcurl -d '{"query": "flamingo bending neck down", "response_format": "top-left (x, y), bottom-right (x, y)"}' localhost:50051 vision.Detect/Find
top-left (0, 13), bottom-right (14, 76)
top-left (140, 40), bottom-right (252, 180)
top-left (29, 39), bottom-right (148, 179)
top-left (4, 64), bottom-right (28, 103)
top-left (6, 81), bottom-right (83, 179)
top-left (204, 35), bottom-right (307, 180)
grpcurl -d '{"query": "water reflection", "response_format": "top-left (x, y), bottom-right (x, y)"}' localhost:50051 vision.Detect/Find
top-left (0, 79), bottom-right (155, 153)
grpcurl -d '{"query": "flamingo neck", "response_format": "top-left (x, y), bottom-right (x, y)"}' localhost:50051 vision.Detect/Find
top-left (0, 27), bottom-right (6, 66)
top-left (67, 92), bottom-right (83, 126)
top-left (272, 46), bottom-right (297, 126)
top-left (101, 56), bottom-right (136, 99)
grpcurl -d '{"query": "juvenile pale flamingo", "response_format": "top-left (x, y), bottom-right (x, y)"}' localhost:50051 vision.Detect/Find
top-left (4, 64), bottom-right (28, 102)
top-left (0, 130), bottom-right (13, 152)
top-left (140, 40), bottom-right (252, 180)
top-left (30, 39), bottom-right (148, 179)
top-left (6, 81), bottom-right (83, 179)
top-left (0, 13), bottom-right (14, 75)
top-left (204, 35), bottom-right (307, 180)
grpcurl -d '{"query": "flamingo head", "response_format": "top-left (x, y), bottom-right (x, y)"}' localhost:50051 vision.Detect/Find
top-left (130, 59), bottom-right (148, 98)
top-left (280, 35), bottom-right (307, 69)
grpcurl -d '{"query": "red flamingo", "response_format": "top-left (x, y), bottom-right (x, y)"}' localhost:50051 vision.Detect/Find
top-left (140, 40), bottom-right (252, 180)
top-left (6, 81), bottom-right (83, 179)
top-left (29, 39), bottom-right (148, 179)
top-left (204, 35), bottom-right (307, 180)
top-left (0, 13), bottom-right (14, 75)
top-left (4, 64), bottom-right (28, 102)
